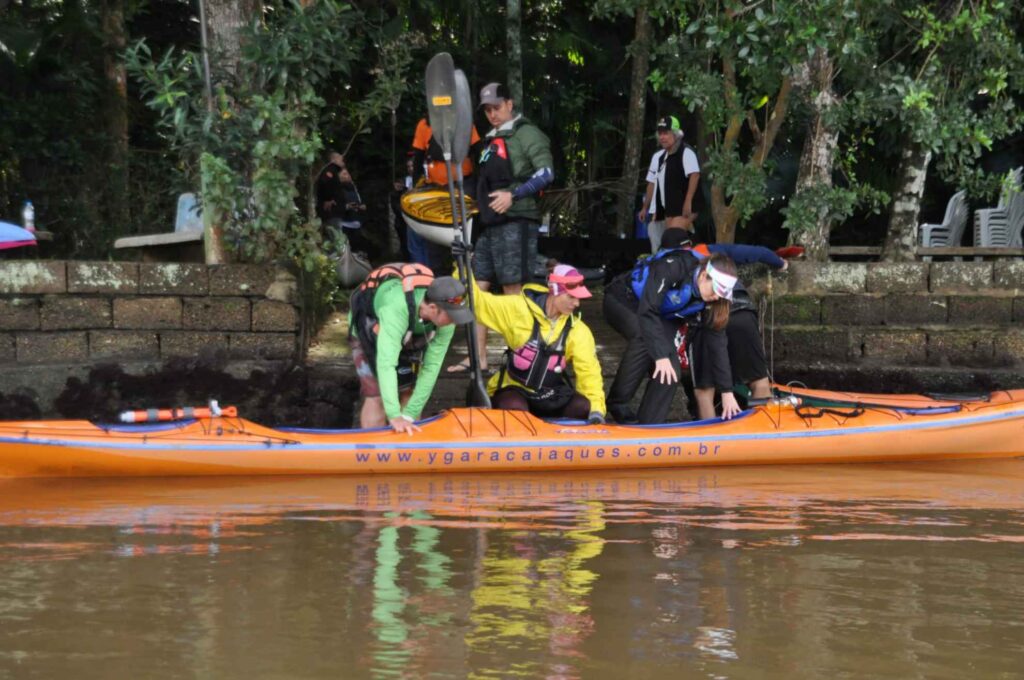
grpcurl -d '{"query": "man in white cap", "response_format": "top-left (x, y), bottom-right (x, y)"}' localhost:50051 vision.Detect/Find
top-left (636, 115), bottom-right (701, 252)
top-left (467, 263), bottom-right (606, 423)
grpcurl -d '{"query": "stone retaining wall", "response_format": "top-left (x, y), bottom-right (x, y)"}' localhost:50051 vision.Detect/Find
top-left (758, 261), bottom-right (1024, 367)
top-left (0, 261), bottom-right (355, 424)
top-left (0, 261), bottom-right (300, 364)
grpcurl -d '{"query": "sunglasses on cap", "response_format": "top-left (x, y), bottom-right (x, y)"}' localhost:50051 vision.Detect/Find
top-left (443, 295), bottom-right (464, 305)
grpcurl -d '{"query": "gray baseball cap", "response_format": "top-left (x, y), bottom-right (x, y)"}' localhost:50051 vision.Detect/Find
top-left (426, 277), bottom-right (474, 325)
top-left (479, 82), bottom-right (509, 107)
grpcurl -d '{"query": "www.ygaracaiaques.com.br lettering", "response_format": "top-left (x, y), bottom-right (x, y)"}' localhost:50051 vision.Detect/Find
top-left (354, 443), bottom-right (723, 466)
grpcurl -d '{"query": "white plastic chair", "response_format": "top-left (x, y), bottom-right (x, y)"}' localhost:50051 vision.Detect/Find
top-left (174, 193), bottom-right (203, 232)
top-left (973, 167), bottom-right (1023, 247)
top-left (920, 190), bottom-right (969, 256)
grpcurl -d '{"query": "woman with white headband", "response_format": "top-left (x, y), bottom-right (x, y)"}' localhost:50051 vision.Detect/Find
top-left (604, 229), bottom-right (741, 424)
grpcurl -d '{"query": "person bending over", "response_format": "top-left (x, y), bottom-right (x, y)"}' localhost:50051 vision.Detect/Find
top-left (349, 264), bottom-right (474, 433)
top-left (604, 230), bottom-right (739, 423)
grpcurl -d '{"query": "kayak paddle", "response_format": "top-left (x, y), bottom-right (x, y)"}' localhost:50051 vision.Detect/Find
top-left (425, 52), bottom-right (491, 408)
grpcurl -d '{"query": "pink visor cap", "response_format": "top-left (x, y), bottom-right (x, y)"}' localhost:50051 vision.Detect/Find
top-left (705, 261), bottom-right (738, 301)
top-left (548, 264), bottom-right (592, 299)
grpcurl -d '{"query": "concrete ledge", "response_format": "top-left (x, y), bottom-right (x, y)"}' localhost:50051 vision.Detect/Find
top-left (994, 260), bottom-right (1024, 289)
top-left (140, 263), bottom-right (210, 295)
top-left (787, 262), bottom-right (867, 294)
top-left (209, 265), bottom-right (279, 297)
top-left (68, 262), bottom-right (139, 294)
top-left (0, 262), bottom-right (66, 294)
top-left (930, 262), bottom-right (993, 293)
top-left (114, 230), bottom-right (203, 249)
top-left (866, 263), bottom-right (929, 293)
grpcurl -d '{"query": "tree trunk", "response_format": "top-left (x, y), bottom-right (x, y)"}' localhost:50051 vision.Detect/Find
top-left (205, 0), bottom-right (259, 77)
top-left (98, 0), bottom-right (129, 244)
top-left (506, 0), bottom-right (523, 106)
top-left (710, 59), bottom-right (795, 243)
top-left (614, 3), bottom-right (652, 239)
top-left (791, 49), bottom-right (839, 261)
top-left (202, 0), bottom-right (260, 263)
top-left (882, 139), bottom-right (931, 262)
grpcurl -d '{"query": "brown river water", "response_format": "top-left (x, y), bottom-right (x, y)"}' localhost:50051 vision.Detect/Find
top-left (1, 460), bottom-right (1023, 679)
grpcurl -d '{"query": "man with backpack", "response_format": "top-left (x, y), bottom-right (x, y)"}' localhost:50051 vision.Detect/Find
top-left (636, 115), bottom-right (702, 252)
top-left (348, 264), bottom-right (475, 433)
top-left (448, 81), bottom-right (554, 375)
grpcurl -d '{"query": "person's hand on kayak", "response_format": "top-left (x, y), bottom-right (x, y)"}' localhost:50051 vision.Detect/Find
top-left (652, 358), bottom-right (678, 385)
top-left (390, 416), bottom-right (421, 435)
top-left (720, 392), bottom-right (742, 420)
top-left (488, 190), bottom-right (513, 214)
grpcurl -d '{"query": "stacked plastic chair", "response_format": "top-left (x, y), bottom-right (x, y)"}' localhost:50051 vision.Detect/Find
top-left (973, 167), bottom-right (1024, 248)
top-left (919, 190), bottom-right (969, 260)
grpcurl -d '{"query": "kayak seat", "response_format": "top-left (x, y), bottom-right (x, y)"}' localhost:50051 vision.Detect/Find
top-left (922, 392), bottom-right (990, 403)
top-left (98, 420), bottom-right (198, 433)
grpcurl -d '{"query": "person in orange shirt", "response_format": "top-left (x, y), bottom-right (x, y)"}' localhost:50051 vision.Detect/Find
top-left (410, 117), bottom-right (482, 189)
top-left (407, 117), bottom-right (483, 271)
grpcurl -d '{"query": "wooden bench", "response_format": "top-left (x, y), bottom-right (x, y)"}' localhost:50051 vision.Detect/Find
top-left (113, 229), bottom-right (204, 262)
top-left (829, 245), bottom-right (1024, 260)
top-left (113, 192), bottom-right (205, 262)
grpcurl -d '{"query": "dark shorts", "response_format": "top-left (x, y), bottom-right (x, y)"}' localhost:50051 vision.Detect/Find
top-left (726, 308), bottom-right (768, 384)
top-left (472, 220), bottom-right (539, 286)
top-left (349, 334), bottom-right (414, 399)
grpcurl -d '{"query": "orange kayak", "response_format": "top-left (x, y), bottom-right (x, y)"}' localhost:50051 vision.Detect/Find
top-left (1, 389), bottom-right (1023, 478)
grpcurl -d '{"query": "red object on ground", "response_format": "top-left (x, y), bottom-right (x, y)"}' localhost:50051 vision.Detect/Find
top-left (775, 246), bottom-right (805, 259)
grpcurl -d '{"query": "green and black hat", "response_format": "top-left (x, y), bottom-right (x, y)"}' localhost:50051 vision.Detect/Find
top-left (656, 115), bottom-right (682, 133)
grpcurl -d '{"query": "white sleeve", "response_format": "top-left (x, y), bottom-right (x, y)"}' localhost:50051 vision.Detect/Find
top-left (645, 151), bottom-right (661, 183)
top-left (683, 147), bottom-right (700, 176)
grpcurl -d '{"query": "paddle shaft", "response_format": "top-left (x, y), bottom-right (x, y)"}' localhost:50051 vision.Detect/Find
top-left (444, 166), bottom-right (491, 408)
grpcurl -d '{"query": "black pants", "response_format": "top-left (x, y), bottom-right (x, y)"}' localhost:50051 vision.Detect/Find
top-left (603, 289), bottom-right (682, 424)
top-left (492, 386), bottom-right (591, 420)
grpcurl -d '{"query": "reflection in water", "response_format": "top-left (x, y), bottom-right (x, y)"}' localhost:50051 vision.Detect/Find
top-left (0, 461), bottom-right (1023, 678)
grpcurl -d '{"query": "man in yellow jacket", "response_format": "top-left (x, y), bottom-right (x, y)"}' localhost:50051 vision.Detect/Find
top-left (470, 264), bottom-right (606, 423)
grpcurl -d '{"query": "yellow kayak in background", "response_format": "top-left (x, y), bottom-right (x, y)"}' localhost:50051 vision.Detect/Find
top-left (400, 185), bottom-right (477, 246)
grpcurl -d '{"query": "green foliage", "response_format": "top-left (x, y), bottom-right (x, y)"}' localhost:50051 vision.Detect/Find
top-left (126, 0), bottom-right (416, 271)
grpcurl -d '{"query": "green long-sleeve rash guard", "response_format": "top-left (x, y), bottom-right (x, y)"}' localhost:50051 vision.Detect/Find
top-left (370, 279), bottom-right (455, 421)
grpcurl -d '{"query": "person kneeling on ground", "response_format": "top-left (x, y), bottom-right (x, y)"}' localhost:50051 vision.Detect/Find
top-left (349, 264), bottom-right (474, 433)
top-left (468, 263), bottom-right (606, 423)
top-left (604, 230), bottom-right (739, 424)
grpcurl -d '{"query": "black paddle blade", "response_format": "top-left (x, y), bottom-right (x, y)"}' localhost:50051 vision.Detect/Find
top-left (425, 53), bottom-right (457, 160)
top-left (452, 69), bottom-right (473, 165)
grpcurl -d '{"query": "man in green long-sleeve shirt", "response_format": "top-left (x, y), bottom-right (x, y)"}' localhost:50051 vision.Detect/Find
top-left (349, 273), bottom-right (473, 434)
